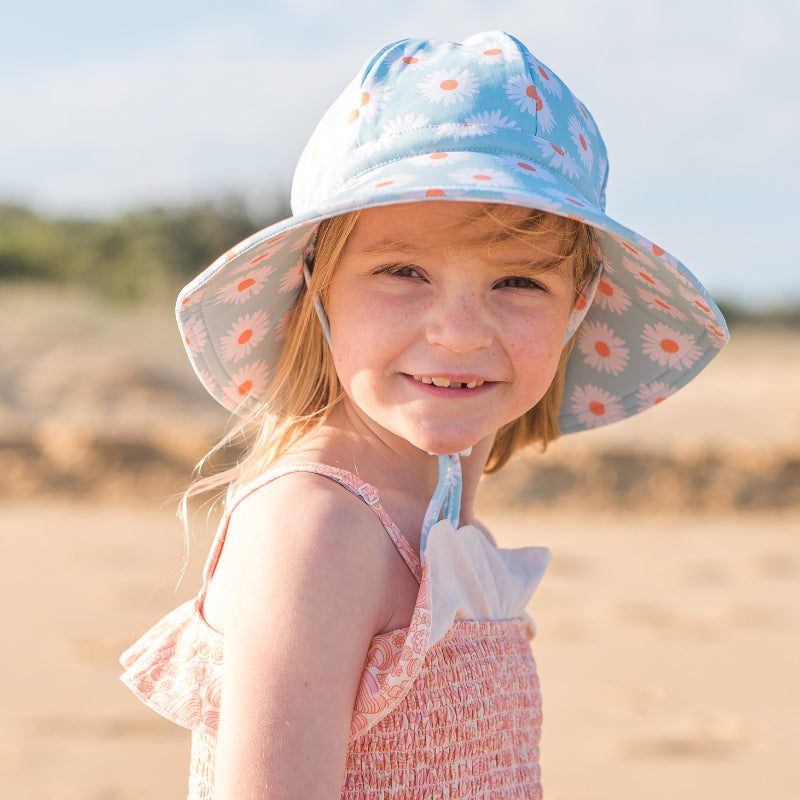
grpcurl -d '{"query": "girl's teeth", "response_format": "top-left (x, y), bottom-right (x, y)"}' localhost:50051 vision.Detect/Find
top-left (412, 375), bottom-right (486, 389)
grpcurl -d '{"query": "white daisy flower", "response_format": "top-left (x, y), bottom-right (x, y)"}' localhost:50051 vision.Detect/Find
top-left (417, 68), bottom-right (479, 106)
top-left (456, 110), bottom-right (519, 138)
top-left (636, 381), bottom-right (676, 411)
top-left (289, 228), bottom-right (316, 253)
top-left (217, 266), bottom-right (274, 305)
top-left (463, 109), bottom-right (519, 134)
top-left (571, 384), bottom-right (626, 428)
top-left (197, 369), bottom-right (217, 394)
top-left (578, 321), bottom-right (630, 376)
top-left (370, 173), bottom-right (415, 191)
top-left (674, 266), bottom-right (697, 292)
top-left (450, 122), bottom-right (487, 140)
top-left (596, 154), bottom-right (608, 184)
top-left (526, 56), bottom-right (563, 97)
top-left (182, 316), bottom-right (208, 358)
top-left (380, 111), bottom-right (430, 137)
top-left (595, 275), bottom-right (632, 315)
top-left (275, 307), bottom-right (295, 342)
top-left (424, 151), bottom-right (470, 164)
top-left (622, 256), bottom-right (671, 295)
top-left (469, 43), bottom-right (517, 65)
top-left (222, 361), bottom-right (270, 408)
top-left (641, 322), bottom-right (703, 370)
top-left (385, 47), bottom-right (427, 71)
top-left (344, 82), bottom-right (392, 125)
top-left (575, 101), bottom-right (597, 133)
top-left (361, 81), bottom-right (392, 116)
top-left (179, 285), bottom-right (206, 307)
top-left (220, 309), bottom-right (271, 363)
top-left (451, 167), bottom-right (517, 187)
top-left (544, 188), bottom-right (593, 213)
top-left (538, 141), bottom-right (581, 180)
top-left (568, 114), bottom-right (594, 169)
top-left (703, 321), bottom-right (728, 348)
top-left (279, 263), bottom-right (305, 293)
top-left (236, 235), bottom-right (287, 271)
top-left (636, 288), bottom-right (688, 322)
top-left (505, 75), bottom-right (555, 132)
top-left (629, 235), bottom-right (682, 280)
top-left (496, 155), bottom-right (557, 182)
top-left (616, 237), bottom-right (650, 265)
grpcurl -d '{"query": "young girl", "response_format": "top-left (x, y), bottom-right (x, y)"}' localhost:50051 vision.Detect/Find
top-left (121, 31), bottom-right (728, 799)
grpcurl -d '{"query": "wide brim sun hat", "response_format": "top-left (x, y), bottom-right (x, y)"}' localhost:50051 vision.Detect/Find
top-left (177, 31), bottom-right (728, 435)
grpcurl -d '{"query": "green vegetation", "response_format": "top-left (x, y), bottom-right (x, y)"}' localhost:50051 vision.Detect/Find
top-left (715, 300), bottom-right (800, 330)
top-left (0, 198), bottom-right (289, 302)
top-left (1, 200), bottom-right (798, 326)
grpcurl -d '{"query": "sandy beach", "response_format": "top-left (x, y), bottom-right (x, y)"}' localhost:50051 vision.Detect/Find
top-left (1, 286), bottom-right (798, 798)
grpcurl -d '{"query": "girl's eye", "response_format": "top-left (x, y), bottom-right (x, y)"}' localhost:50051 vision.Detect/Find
top-left (375, 264), bottom-right (423, 279)
top-left (496, 275), bottom-right (546, 291)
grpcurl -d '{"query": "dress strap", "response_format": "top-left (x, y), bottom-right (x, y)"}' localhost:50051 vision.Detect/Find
top-left (198, 463), bottom-right (423, 602)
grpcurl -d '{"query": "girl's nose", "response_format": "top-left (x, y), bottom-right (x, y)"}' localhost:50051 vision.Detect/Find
top-left (424, 291), bottom-right (493, 353)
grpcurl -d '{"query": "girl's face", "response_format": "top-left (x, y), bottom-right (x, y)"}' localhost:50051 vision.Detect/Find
top-left (325, 201), bottom-right (576, 456)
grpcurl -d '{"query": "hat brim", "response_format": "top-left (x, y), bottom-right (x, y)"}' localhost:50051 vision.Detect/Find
top-left (177, 151), bottom-right (728, 433)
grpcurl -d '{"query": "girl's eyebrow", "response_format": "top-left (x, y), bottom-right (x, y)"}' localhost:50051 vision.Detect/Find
top-left (358, 239), bottom-right (423, 255)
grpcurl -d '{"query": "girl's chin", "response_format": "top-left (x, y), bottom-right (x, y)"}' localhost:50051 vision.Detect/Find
top-left (404, 431), bottom-right (491, 458)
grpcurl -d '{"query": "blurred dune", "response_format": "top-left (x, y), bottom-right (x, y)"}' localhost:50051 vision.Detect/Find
top-left (2, 284), bottom-right (798, 511)
top-left (1, 284), bottom-right (798, 799)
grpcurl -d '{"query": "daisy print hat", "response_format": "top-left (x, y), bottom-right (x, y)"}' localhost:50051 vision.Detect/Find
top-left (177, 31), bottom-right (728, 434)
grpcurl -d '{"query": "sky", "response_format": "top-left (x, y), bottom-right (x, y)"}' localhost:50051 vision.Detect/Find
top-left (2, 0), bottom-right (799, 307)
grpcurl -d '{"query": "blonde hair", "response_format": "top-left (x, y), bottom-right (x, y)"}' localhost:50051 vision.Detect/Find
top-left (182, 204), bottom-right (595, 513)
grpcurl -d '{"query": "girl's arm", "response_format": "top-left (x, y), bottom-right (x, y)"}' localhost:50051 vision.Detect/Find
top-left (210, 473), bottom-right (394, 800)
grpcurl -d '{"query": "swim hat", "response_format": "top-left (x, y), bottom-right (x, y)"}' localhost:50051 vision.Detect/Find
top-left (177, 31), bottom-right (728, 434)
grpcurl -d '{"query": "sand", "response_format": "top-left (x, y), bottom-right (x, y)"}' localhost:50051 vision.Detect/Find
top-left (0, 286), bottom-right (798, 798)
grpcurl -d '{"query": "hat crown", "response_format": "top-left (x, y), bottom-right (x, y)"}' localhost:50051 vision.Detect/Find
top-left (291, 31), bottom-right (609, 215)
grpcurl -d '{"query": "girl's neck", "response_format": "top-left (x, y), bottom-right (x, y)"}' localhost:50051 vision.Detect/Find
top-left (286, 402), bottom-right (494, 531)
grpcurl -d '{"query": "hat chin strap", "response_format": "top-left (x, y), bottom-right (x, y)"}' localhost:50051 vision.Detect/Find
top-left (420, 453), bottom-right (463, 554)
top-left (302, 246), bottom-right (333, 347)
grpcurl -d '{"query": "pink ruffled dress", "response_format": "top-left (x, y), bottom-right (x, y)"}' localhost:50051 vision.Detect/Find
top-left (120, 464), bottom-right (551, 799)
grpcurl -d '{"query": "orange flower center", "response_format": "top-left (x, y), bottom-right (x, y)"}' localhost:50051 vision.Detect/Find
top-left (660, 338), bottom-right (680, 353)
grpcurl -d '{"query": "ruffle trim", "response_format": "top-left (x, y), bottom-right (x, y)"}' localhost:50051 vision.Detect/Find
top-left (120, 599), bottom-right (224, 734)
top-left (120, 521), bottom-right (550, 740)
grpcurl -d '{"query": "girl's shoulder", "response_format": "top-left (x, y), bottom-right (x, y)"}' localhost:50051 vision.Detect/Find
top-left (202, 463), bottom-right (402, 636)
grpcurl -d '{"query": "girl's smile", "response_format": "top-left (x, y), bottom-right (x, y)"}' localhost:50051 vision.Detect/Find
top-left (325, 201), bottom-right (577, 456)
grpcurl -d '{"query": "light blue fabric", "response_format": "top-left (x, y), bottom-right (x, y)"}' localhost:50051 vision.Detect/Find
top-left (177, 31), bottom-right (728, 438)
top-left (421, 454), bottom-right (463, 554)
